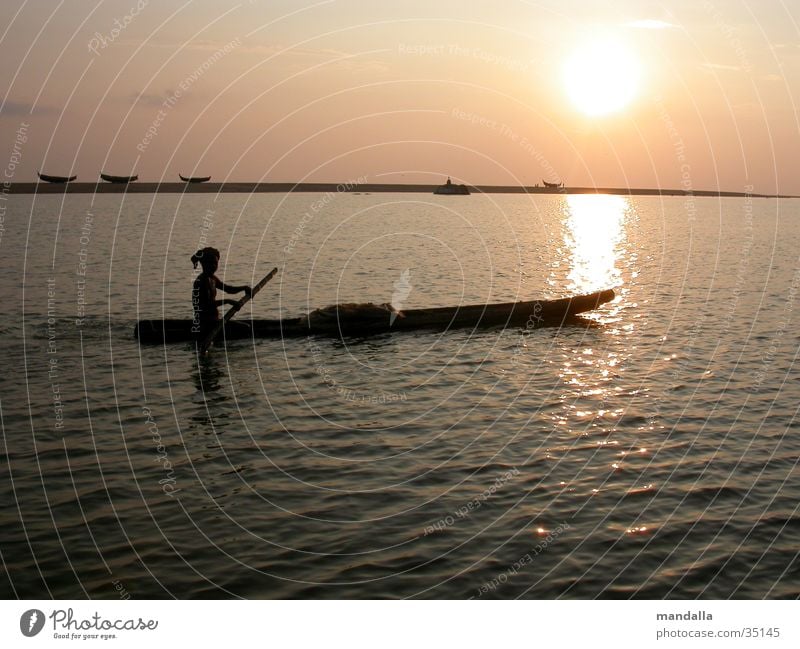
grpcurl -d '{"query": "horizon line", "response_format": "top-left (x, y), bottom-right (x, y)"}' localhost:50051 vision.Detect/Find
top-left (6, 181), bottom-right (795, 198)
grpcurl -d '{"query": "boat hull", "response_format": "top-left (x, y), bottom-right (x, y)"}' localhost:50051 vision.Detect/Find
top-left (542, 180), bottom-right (563, 188)
top-left (179, 174), bottom-right (211, 183)
top-left (134, 289), bottom-right (615, 344)
top-left (100, 173), bottom-right (138, 183)
top-left (37, 172), bottom-right (77, 183)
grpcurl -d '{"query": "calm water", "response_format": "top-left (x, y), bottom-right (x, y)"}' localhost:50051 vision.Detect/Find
top-left (1, 191), bottom-right (798, 599)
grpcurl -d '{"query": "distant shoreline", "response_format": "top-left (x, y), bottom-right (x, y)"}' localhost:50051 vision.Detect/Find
top-left (5, 182), bottom-right (794, 198)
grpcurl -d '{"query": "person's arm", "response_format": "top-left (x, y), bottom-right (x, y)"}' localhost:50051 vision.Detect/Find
top-left (213, 276), bottom-right (251, 306)
top-left (215, 277), bottom-right (252, 296)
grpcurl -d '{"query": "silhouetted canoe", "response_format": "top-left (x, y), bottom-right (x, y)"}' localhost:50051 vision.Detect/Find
top-left (179, 174), bottom-right (211, 183)
top-left (134, 289), bottom-right (615, 344)
top-left (542, 179), bottom-right (563, 188)
top-left (100, 173), bottom-right (138, 183)
top-left (37, 171), bottom-right (77, 183)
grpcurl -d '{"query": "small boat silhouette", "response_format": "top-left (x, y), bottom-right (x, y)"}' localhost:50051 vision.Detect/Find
top-left (179, 174), bottom-right (211, 183)
top-left (433, 177), bottom-right (470, 195)
top-left (37, 171), bottom-right (77, 183)
top-left (100, 173), bottom-right (138, 183)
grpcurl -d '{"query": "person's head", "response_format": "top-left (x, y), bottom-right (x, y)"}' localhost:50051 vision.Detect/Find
top-left (191, 247), bottom-right (220, 274)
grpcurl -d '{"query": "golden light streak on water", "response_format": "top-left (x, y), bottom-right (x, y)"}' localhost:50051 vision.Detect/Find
top-left (564, 194), bottom-right (629, 294)
top-left (548, 195), bottom-right (633, 437)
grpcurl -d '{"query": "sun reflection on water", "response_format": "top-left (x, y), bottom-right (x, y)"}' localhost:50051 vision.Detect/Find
top-left (564, 194), bottom-right (629, 294)
top-left (544, 195), bottom-right (636, 474)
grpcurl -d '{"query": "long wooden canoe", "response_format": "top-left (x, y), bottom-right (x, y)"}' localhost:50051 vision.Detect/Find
top-left (134, 289), bottom-right (615, 344)
top-left (37, 171), bottom-right (77, 183)
top-left (100, 173), bottom-right (138, 183)
top-left (179, 174), bottom-right (211, 183)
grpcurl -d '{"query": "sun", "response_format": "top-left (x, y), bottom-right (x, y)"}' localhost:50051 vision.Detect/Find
top-left (563, 38), bottom-right (641, 116)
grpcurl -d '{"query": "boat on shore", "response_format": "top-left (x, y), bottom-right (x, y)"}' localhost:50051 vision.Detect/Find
top-left (134, 289), bottom-right (615, 344)
top-left (434, 177), bottom-right (470, 195)
top-left (100, 173), bottom-right (138, 183)
top-left (37, 171), bottom-right (77, 183)
top-left (542, 179), bottom-right (564, 188)
top-left (179, 174), bottom-right (211, 183)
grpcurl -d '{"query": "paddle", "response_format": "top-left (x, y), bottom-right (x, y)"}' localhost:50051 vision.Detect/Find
top-left (199, 267), bottom-right (278, 353)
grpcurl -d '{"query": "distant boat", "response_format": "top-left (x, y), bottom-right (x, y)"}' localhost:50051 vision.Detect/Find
top-left (434, 177), bottom-right (470, 195)
top-left (179, 174), bottom-right (211, 183)
top-left (542, 179), bottom-right (564, 188)
top-left (100, 173), bottom-right (138, 184)
top-left (37, 171), bottom-right (77, 184)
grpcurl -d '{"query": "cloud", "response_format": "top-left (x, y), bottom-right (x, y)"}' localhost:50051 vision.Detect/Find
top-left (128, 84), bottom-right (220, 109)
top-left (772, 43), bottom-right (800, 60)
top-left (0, 100), bottom-right (57, 117)
top-left (143, 37), bottom-right (390, 74)
top-left (241, 43), bottom-right (391, 74)
top-left (700, 61), bottom-right (745, 72)
top-left (128, 91), bottom-right (180, 107)
top-left (143, 39), bottom-right (240, 52)
top-left (626, 19), bottom-right (677, 30)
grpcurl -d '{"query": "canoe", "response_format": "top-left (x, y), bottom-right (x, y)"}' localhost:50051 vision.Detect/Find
top-left (179, 174), bottom-right (211, 183)
top-left (100, 173), bottom-right (138, 183)
top-left (134, 289), bottom-right (615, 344)
top-left (542, 179), bottom-right (563, 188)
top-left (37, 171), bottom-right (77, 183)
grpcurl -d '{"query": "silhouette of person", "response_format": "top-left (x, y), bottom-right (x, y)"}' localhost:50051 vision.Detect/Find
top-left (191, 247), bottom-right (251, 341)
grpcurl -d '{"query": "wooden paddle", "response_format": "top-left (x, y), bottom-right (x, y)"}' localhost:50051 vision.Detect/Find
top-left (199, 267), bottom-right (278, 353)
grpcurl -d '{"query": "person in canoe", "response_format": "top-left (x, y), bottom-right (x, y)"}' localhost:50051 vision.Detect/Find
top-left (190, 247), bottom-right (252, 341)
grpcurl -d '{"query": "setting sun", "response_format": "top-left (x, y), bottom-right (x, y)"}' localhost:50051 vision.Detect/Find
top-left (563, 38), bottom-right (642, 116)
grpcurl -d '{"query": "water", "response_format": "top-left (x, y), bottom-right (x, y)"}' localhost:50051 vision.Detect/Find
top-left (1, 191), bottom-right (798, 598)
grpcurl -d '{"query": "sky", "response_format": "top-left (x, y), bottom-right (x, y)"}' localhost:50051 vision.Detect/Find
top-left (1, 0), bottom-right (799, 193)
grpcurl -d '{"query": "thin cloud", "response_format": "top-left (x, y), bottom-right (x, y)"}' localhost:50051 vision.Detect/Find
top-left (144, 39), bottom-right (390, 74)
top-left (626, 19), bottom-right (677, 30)
top-left (128, 91), bottom-right (182, 107)
top-left (143, 39), bottom-right (241, 52)
top-left (771, 43), bottom-right (800, 59)
top-left (700, 61), bottom-right (745, 72)
top-left (130, 93), bottom-right (164, 106)
top-left (1, 100), bottom-right (57, 116)
top-left (241, 43), bottom-right (391, 73)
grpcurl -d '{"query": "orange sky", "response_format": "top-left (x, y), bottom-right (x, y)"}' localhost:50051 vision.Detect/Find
top-left (1, 0), bottom-right (799, 193)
